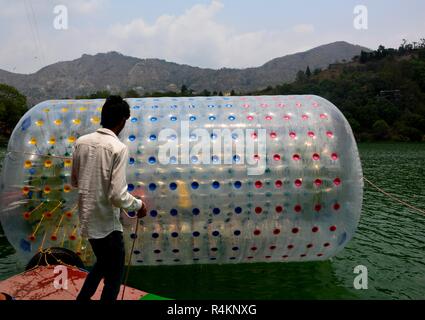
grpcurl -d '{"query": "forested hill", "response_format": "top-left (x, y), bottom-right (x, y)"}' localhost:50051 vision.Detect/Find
top-left (256, 42), bottom-right (425, 141)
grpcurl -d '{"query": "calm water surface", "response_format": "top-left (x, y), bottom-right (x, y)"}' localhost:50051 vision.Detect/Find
top-left (1, 143), bottom-right (424, 299)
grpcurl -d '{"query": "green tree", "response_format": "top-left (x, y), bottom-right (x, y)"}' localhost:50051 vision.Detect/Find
top-left (305, 66), bottom-right (312, 77)
top-left (372, 120), bottom-right (391, 140)
top-left (0, 84), bottom-right (27, 137)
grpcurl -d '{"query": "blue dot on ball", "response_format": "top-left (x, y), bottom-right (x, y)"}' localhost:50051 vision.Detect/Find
top-left (149, 134), bottom-right (157, 141)
top-left (234, 207), bottom-right (242, 214)
top-left (152, 232), bottom-right (159, 238)
top-left (233, 155), bottom-right (240, 163)
top-left (150, 117), bottom-right (157, 122)
top-left (192, 208), bottom-right (200, 215)
top-left (191, 181), bottom-right (199, 189)
top-left (170, 156), bottom-right (177, 164)
top-left (212, 181), bottom-right (220, 189)
top-left (209, 115), bottom-right (216, 121)
top-left (129, 135), bottom-right (136, 141)
top-left (229, 115), bottom-right (236, 121)
top-left (169, 182), bottom-right (177, 190)
top-left (127, 211), bottom-right (136, 217)
top-left (212, 231), bottom-right (220, 237)
top-left (149, 183), bottom-right (157, 191)
top-left (213, 208), bottom-right (220, 215)
top-left (234, 230), bottom-right (241, 236)
top-left (170, 208), bottom-right (178, 216)
top-left (150, 210), bottom-right (158, 217)
top-left (148, 156), bottom-right (156, 164)
top-left (171, 232), bottom-right (179, 238)
top-left (211, 155), bottom-right (219, 163)
top-left (127, 184), bottom-right (135, 191)
top-left (189, 116), bottom-right (197, 121)
top-left (234, 181), bottom-right (242, 189)
top-left (232, 246), bottom-right (239, 251)
top-left (193, 231), bottom-right (200, 237)
top-left (129, 157), bottom-right (135, 165)
top-left (131, 117), bottom-right (138, 123)
top-left (170, 116), bottom-right (177, 121)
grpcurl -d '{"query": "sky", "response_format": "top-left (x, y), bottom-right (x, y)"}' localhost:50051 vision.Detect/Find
top-left (0, 0), bottom-right (424, 74)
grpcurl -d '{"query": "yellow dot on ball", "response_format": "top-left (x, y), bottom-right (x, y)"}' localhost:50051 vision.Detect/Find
top-left (79, 107), bottom-right (87, 111)
top-left (44, 186), bottom-right (51, 194)
top-left (64, 159), bottom-right (72, 167)
top-left (35, 120), bottom-right (44, 126)
top-left (72, 119), bottom-right (81, 125)
top-left (91, 116), bottom-right (100, 124)
top-left (44, 160), bottom-right (53, 168)
top-left (63, 185), bottom-right (71, 193)
top-left (48, 137), bottom-right (56, 145)
top-left (43, 108), bottom-right (50, 113)
top-left (22, 186), bottom-right (30, 195)
top-left (61, 107), bottom-right (68, 113)
top-left (68, 136), bottom-right (76, 143)
top-left (97, 107), bottom-right (102, 111)
top-left (29, 137), bottom-right (37, 145)
top-left (54, 119), bottom-right (62, 125)
top-left (24, 160), bottom-right (32, 168)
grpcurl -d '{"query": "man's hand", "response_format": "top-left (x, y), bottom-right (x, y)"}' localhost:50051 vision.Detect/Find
top-left (137, 202), bottom-right (147, 219)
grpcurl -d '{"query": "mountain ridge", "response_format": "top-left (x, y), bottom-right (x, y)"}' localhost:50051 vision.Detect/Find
top-left (0, 41), bottom-right (370, 105)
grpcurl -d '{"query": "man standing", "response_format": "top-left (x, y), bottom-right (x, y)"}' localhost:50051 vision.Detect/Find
top-left (71, 96), bottom-right (147, 301)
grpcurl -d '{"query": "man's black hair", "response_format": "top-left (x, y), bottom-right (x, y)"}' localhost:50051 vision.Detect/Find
top-left (100, 95), bottom-right (130, 128)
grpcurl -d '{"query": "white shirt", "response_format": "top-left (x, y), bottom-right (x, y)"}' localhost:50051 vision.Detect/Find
top-left (71, 128), bottom-right (142, 239)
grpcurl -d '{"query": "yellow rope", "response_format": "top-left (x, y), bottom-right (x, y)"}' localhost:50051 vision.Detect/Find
top-left (363, 176), bottom-right (425, 215)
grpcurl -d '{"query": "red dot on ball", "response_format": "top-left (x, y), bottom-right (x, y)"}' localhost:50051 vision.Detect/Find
top-left (270, 132), bottom-right (277, 139)
top-left (294, 205), bottom-right (302, 213)
top-left (331, 153), bottom-right (338, 160)
top-left (275, 206), bottom-right (283, 213)
top-left (270, 245), bottom-right (276, 250)
top-left (291, 228), bottom-right (299, 234)
top-left (312, 153), bottom-right (320, 160)
top-left (333, 178), bottom-right (341, 186)
top-left (275, 180), bottom-right (283, 188)
top-left (333, 203), bottom-right (341, 210)
top-left (253, 229), bottom-right (261, 236)
top-left (255, 207), bottom-right (262, 214)
top-left (324, 242), bottom-right (330, 247)
top-left (314, 204), bottom-right (322, 212)
top-left (312, 226), bottom-right (319, 233)
top-left (287, 244), bottom-right (294, 250)
top-left (273, 154), bottom-right (281, 161)
top-left (314, 179), bottom-right (322, 186)
top-left (294, 179), bottom-right (302, 187)
top-left (255, 181), bottom-right (263, 188)
top-left (293, 154), bottom-right (301, 161)
top-left (273, 228), bottom-right (281, 235)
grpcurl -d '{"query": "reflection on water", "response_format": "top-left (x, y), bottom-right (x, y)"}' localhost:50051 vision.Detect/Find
top-left (1, 143), bottom-right (425, 299)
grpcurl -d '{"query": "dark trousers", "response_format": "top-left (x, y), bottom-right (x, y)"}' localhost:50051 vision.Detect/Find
top-left (77, 231), bottom-right (125, 301)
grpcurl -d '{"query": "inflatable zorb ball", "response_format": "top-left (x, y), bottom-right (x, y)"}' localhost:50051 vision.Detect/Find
top-left (0, 95), bottom-right (363, 266)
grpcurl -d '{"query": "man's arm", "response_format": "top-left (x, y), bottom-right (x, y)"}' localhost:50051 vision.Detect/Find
top-left (108, 146), bottom-right (143, 212)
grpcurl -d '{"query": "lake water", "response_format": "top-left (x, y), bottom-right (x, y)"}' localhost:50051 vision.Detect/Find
top-left (1, 143), bottom-right (424, 299)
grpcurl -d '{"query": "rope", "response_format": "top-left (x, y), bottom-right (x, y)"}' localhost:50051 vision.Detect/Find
top-left (363, 176), bottom-right (425, 215)
top-left (121, 216), bottom-right (140, 300)
top-left (7, 150), bottom-right (71, 159)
